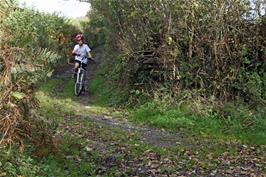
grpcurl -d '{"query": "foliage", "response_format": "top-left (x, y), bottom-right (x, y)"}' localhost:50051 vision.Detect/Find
top-left (81, 10), bottom-right (106, 48)
top-left (1, 7), bottom-right (78, 58)
top-left (33, 72), bottom-right (266, 176)
top-left (88, 0), bottom-right (266, 119)
top-left (0, 139), bottom-right (97, 177)
top-left (0, 1), bottom-right (79, 148)
top-left (90, 50), bottom-right (130, 106)
top-left (90, 58), bottom-right (266, 144)
top-left (131, 98), bottom-right (266, 144)
top-left (0, 148), bottom-right (49, 177)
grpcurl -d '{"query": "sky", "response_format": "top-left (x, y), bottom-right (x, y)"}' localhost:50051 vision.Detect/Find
top-left (18, 0), bottom-right (91, 18)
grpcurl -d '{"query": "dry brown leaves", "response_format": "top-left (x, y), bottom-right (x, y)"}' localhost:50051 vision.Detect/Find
top-left (0, 45), bottom-right (46, 150)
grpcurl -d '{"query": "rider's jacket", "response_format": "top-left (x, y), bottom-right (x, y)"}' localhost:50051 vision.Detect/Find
top-left (73, 44), bottom-right (91, 64)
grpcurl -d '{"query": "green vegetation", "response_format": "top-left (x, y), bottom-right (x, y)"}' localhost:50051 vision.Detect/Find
top-left (91, 71), bottom-right (266, 145)
top-left (36, 77), bottom-right (111, 119)
top-left (0, 0), bottom-right (79, 147)
top-left (16, 76), bottom-right (161, 176)
top-left (0, 133), bottom-right (104, 177)
top-left (24, 76), bottom-right (266, 176)
top-left (90, 72), bottom-right (129, 107)
top-left (1, 0), bottom-right (266, 176)
top-left (0, 149), bottom-right (46, 177)
top-left (130, 101), bottom-right (266, 145)
top-left (70, 17), bottom-right (89, 32)
top-left (70, 11), bottom-right (105, 48)
top-left (35, 75), bottom-right (266, 176)
top-left (88, 0), bottom-right (266, 145)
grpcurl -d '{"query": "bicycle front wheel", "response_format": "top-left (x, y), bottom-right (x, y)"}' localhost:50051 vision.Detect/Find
top-left (74, 67), bottom-right (85, 96)
top-left (74, 82), bottom-right (82, 96)
top-left (74, 71), bottom-right (83, 96)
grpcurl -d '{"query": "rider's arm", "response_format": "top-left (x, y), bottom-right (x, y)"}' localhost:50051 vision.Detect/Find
top-left (72, 45), bottom-right (80, 56)
top-left (85, 44), bottom-right (93, 59)
top-left (88, 52), bottom-right (92, 59)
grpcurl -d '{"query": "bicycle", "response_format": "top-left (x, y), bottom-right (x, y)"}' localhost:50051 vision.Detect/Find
top-left (73, 57), bottom-right (96, 96)
top-left (74, 59), bottom-right (86, 96)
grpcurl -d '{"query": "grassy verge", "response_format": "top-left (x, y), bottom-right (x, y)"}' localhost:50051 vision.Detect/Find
top-left (130, 101), bottom-right (266, 145)
top-left (90, 71), bottom-right (266, 145)
top-left (0, 138), bottom-right (100, 177)
top-left (0, 149), bottom-right (46, 177)
top-left (90, 73), bottom-right (129, 107)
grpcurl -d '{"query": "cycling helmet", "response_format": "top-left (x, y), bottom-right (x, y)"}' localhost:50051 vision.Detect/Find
top-left (75, 34), bottom-right (84, 42)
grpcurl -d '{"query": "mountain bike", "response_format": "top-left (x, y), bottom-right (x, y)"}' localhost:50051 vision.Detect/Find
top-left (73, 57), bottom-right (96, 96)
top-left (74, 60), bottom-right (86, 96)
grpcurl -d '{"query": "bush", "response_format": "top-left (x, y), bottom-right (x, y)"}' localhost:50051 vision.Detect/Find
top-left (0, 149), bottom-right (45, 177)
top-left (89, 0), bottom-right (266, 118)
top-left (89, 0), bottom-right (265, 98)
top-left (0, 1), bottom-right (79, 148)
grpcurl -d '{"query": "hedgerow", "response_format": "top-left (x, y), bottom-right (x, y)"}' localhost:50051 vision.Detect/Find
top-left (0, 0), bottom-right (79, 148)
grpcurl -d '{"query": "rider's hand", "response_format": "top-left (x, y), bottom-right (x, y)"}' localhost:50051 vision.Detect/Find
top-left (88, 57), bottom-right (96, 64)
top-left (72, 53), bottom-right (81, 56)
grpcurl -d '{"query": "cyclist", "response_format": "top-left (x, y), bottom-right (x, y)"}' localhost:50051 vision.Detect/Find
top-left (72, 34), bottom-right (93, 78)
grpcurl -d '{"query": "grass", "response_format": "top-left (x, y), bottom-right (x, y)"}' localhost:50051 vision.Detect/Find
top-left (0, 143), bottom-right (97, 177)
top-left (38, 133), bottom-right (107, 177)
top-left (3, 70), bottom-right (265, 176)
top-left (90, 73), bottom-right (128, 107)
top-left (90, 69), bottom-right (266, 145)
top-left (129, 100), bottom-right (266, 145)
top-left (36, 76), bottom-right (113, 120)
top-left (1, 71), bottom-right (105, 177)
top-left (33, 76), bottom-right (170, 176)
top-left (22, 75), bottom-right (141, 176)
top-left (0, 149), bottom-right (45, 177)
top-left (31, 76), bottom-right (182, 175)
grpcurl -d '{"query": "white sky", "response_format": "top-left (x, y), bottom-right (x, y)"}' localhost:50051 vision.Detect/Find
top-left (18, 0), bottom-right (91, 18)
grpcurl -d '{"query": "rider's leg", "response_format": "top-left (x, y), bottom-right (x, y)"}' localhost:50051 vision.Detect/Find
top-left (73, 61), bottom-right (80, 79)
top-left (74, 62), bottom-right (80, 72)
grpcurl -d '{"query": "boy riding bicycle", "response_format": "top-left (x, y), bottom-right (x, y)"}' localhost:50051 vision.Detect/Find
top-left (72, 34), bottom-right (93, 79)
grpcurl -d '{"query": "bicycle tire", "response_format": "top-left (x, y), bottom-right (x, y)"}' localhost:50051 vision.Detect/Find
top-left (74, 82), bottom-right (82, 96)
top-left (74, 69), bottom-right (85, 96)
top-left (74, 71), bottom-right (81, 96)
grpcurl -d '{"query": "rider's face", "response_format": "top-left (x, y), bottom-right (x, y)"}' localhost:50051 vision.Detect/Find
top-left (78, 40), bottom-right (83, 46)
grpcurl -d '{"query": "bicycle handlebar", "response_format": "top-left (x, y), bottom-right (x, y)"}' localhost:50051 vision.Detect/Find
top-left (72, 52), bottom-right (80, 56)
top-left (73, 54), bottom-right (96, 64)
